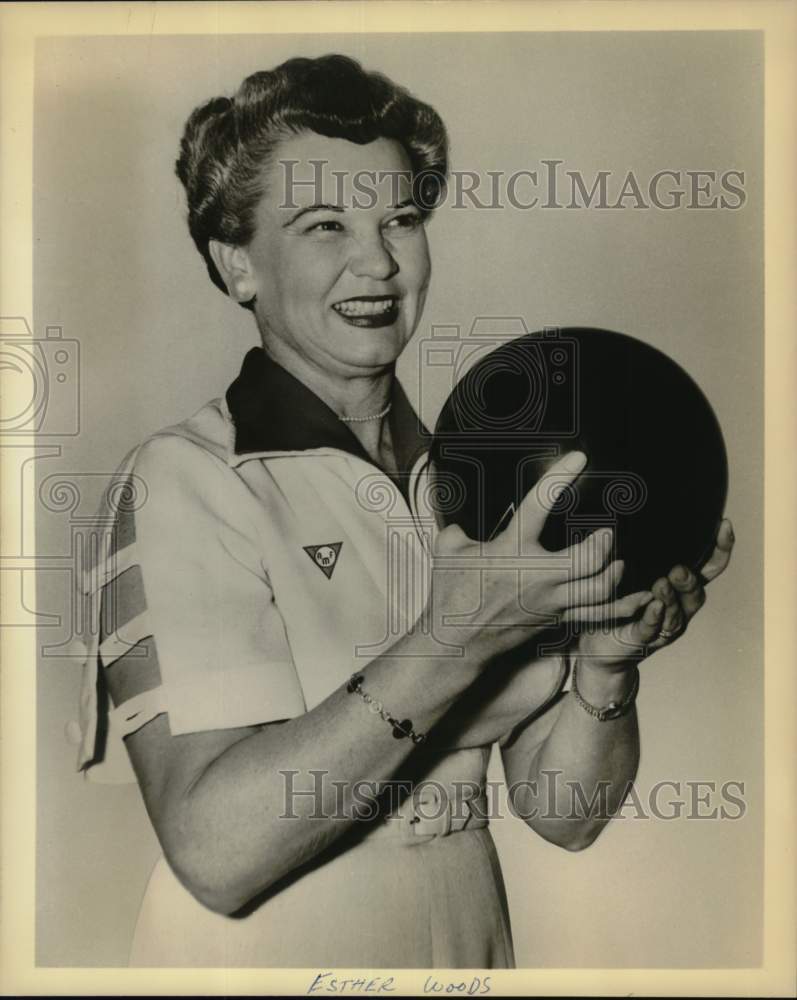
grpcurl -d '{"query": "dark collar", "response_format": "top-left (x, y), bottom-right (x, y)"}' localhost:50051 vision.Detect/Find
top-left (225, 347), bottom-right (430, 475)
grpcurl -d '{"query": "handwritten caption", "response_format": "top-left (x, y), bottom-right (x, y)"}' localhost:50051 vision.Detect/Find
top-left (307, 972), bottom-right (492, 995)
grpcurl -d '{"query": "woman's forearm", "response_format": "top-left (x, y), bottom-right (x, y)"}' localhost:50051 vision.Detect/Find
top-left (152, 631), bottom-right (487, 914)
top-left (504, 659), bottom-right (640, 850)
top-left (425, 648), bottom-right (567, 750)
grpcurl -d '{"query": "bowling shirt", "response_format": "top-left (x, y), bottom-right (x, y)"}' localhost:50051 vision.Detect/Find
top-left (74, 347), bottom-right (440, 782)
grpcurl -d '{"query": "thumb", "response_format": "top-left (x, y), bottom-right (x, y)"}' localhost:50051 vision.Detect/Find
top-left (499, 450), bottom-right (587, 546)
top-left (434, 520), bottom-right (470, 554)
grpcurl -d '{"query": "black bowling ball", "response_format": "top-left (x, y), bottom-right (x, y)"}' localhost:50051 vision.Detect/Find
top-left (430, 328), bottom-right (728, 596)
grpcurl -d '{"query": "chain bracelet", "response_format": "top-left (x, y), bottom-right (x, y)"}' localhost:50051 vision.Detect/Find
top-left (346, 673), bottom-right (427, 745)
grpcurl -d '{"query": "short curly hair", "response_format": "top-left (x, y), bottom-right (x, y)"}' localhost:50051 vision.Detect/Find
top-left (175, 54), bottom-right (449, 308)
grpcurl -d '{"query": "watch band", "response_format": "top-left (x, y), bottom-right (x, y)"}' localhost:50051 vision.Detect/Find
top-left (571, 658), bottom-right (640, 721)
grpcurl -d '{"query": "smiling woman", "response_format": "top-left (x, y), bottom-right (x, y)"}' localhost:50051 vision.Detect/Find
top-left (73, 53), bottom-right (733, 969)
top-left (209, 132), bottom-right (432, 429)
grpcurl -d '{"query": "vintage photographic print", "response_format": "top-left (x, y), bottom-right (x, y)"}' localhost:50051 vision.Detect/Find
top-left (1, 2), bottom-right (794, 996)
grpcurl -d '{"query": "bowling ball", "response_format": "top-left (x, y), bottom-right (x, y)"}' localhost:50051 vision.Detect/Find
top-left (429, 328), bottom-right (728, 596)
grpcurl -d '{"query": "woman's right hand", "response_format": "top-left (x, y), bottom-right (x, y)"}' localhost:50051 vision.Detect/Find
top-left (427, 450), bottom-right (652, 663)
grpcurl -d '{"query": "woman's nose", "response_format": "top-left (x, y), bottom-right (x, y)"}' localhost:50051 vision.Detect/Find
top-left (347, 235), bottom-right (399, 280)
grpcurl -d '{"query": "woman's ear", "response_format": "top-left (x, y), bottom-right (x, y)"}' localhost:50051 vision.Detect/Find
top-left (208, 240), bottom-right (258, 304)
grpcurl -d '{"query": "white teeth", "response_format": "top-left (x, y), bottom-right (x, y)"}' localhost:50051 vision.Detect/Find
top-left (334, 298), bottom-right (396, 317)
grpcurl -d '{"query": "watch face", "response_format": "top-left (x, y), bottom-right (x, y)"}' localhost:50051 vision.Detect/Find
top-left (601, 703), bottom-right (625, 721)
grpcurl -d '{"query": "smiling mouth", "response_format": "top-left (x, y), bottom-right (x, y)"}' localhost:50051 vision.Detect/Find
top-left (332, 296), bottom-right (400, 328)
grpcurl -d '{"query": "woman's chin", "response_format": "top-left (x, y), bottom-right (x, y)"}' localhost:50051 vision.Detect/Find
top-left (344, 344), bottom-right (405, 371)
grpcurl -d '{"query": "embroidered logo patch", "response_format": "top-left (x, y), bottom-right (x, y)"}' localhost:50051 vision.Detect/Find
top-left (303, 542), bottom-right (343, 580)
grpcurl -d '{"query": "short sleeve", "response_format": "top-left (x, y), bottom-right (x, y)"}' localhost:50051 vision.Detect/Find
top-left (129, 433), bottom-right (307, 736)
top-left (73, 432), bottom-right (307, 778)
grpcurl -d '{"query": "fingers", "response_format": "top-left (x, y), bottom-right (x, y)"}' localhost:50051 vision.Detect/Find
top-left (562, 588), bottom-right (653, 625)
top-left (700, 518), bottom-right (735, 583)
top-left (633, 597), bottom-right (667, 646)
top-left (652, 574), bottom-right (686, 638)
top-left (647, 562), bottom-right (705, 645)
top-left (579, 595), bottom-right (665, 658)
top-left (505, 451), bottom-right (587, 543)
top-left (563, 527), bottom-right (615, 580)
top-left (668, 564), bottom-right (705, 620)
top-left (555, 558), bottom-right (624, 608)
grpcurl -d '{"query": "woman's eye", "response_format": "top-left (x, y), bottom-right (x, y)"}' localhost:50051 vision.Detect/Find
top-left (307, 219), bottom-right (344, 234)
top-left (384, 212), bottom-right (423, 231)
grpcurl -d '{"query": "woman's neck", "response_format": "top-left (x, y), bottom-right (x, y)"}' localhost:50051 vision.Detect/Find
top-left (261, 338), bottom-right (397, 472)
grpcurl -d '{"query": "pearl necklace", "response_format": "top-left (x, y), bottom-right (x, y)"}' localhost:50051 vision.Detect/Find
top-left (339, 402), bottom-right (392, 423)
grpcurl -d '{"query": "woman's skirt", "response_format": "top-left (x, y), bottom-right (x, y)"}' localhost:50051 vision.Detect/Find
top-left (129, 806), bottom-right (515, 968)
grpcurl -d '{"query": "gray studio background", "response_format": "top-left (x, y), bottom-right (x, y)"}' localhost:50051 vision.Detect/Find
top-left (34, 32), bottom-right (763, 967)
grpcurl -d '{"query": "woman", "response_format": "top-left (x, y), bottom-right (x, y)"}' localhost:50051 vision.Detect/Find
top-left (75, 54), bottom-right (734, 968)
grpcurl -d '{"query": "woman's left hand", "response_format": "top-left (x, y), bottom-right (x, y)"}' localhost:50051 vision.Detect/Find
top-left (578, 518), bottom-right (735, 669)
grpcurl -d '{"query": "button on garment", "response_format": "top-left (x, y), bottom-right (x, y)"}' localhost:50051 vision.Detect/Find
top-left (73, 349), bottom-right (516, 967)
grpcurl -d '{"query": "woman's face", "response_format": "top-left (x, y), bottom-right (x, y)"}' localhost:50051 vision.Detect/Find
top-left (242, 130), bottom-right (432, 377)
